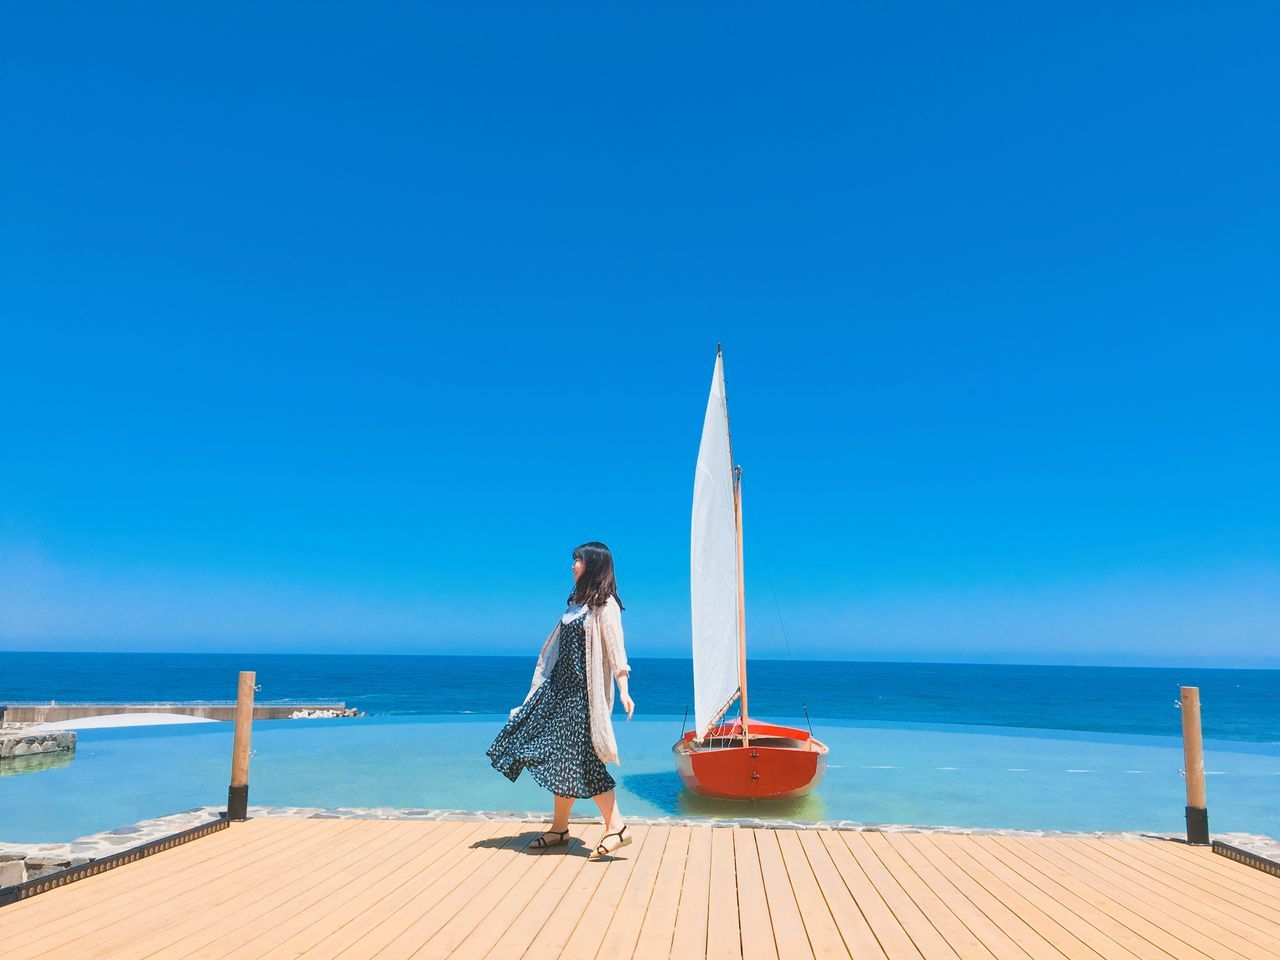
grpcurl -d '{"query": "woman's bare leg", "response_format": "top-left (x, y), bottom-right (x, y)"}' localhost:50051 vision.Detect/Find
top-left (545, 794), bottom-right (574, 839)
top-left (590, 789), bottom-right (624, 833)
top-left (551, 794), bottom-right (574, 830)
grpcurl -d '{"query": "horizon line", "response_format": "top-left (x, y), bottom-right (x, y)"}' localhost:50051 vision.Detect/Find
top-left (3, 648), bottom-right (1278, 672)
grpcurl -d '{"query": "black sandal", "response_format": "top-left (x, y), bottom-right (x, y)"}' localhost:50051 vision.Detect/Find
top-left (589, 824), bottom-right (631, 860)
top-left (528, 828), bottom-right (570, 849)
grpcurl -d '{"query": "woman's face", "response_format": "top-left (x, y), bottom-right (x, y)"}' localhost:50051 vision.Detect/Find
top-left (572, 555), bottom-right (585, 582)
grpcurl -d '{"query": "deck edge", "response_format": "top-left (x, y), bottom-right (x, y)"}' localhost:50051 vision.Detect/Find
top-left (1212, 840), bottom-right (1280, 879)
top-left (0, 812), bottom-right (230, 908)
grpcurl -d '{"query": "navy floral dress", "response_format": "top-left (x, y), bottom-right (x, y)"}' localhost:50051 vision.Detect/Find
top-left (487, 607), bottom-right (617, 798)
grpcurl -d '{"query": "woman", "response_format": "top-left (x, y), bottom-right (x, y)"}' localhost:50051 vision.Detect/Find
top-left (487, 541), bottom-right (635, 860)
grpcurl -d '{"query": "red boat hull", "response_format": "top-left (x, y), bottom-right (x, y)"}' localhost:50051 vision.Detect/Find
top-left (672, 718), bottom-right (828, 800)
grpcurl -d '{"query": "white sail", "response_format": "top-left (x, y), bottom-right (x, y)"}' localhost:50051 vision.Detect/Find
top-left (691, 350), bottom-right (741, 740)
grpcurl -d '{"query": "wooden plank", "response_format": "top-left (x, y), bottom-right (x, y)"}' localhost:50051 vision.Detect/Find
top-left (313, 820), bottom-right (518, 960)
top-left (794, 831), bottom-right (888, 960)
top-left (194, 821), bottom-right (456, 960)
top-left (998, 839), bottom-right (1269, 957)
top-left (124, 819), bottom-right (420, 960)
top-left (1082, 839), bottom-right (1280, 926)
top-left (0, 817), bottom-right (307, 934)
top-left (509, 827), bottom-right (644, 960)
top-left (926, 834), bottom-right (1116, 960)
top-left (287, 820), bottom-right (506, 960)
top-left (815, 830), bottom-right (923, 960)
top-left (733, 827), bottom-right (779, 960)
top-left (774, 829), bottom-right (851, 960)
top-left (839, 832), bottom-right (964, 960)
top-left (6, 818), bottom-right (358, 959)
top-left (6, 820), bottom-right (342, 960)
top-left (1054, 839), bottom-right (1274, 957)
top-left (963, 836), bottom-right (1176, 960)
top-left (0, 818), bottom-right (255, 932)
top-left (1040, 839), bottom-right (1280, 957)
top-left (706, 824), bottom-right (742, 960)
top-left (247, 820), bottom-right (471, 960)
top-left (0, 819), bottom-right (284, 929)
top-left (1002, 837), bottom-right (1255, 960)
top-left (667, 826), bottom-right (712, 960)
top-left (15, 819), bottom-right (1280, 960)
top-left (443, 833), bottom-right (579, 960)
top-left (878, 833), bottom-right (1030, 960)
top-left (754, 830), bottom-right (816, 959)
top-left (553, 825), bottom-right (655, 960)
top-left (1134, 840), bottom-right (1280, 903)
top-left (407, 827), bottom-right (551, 959)
top-left (366, 823), bottom-right (544, 960)
top-left (631, 826), bottom-right (692, 960)
top-left (898, 832), bottom-right (1079, 960)
top-left (857, 833), bottom-right (996, 960)
top-left (480, 835), bottom-right (596, 958)
top-left (76, 818), bottom-right (392, 960)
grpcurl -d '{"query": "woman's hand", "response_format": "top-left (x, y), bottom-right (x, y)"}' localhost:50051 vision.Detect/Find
top-left (619, 692), bottom-right (635, 719)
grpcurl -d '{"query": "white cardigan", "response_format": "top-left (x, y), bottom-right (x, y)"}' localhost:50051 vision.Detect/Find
top-left (512, 595), bottom-right (631, 764)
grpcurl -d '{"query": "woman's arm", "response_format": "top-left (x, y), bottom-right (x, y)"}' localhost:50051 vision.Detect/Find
top-left (601, 599), bottom-right (630, 674)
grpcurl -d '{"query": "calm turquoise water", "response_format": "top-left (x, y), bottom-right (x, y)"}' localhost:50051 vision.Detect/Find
top-left (3, 714), bottom-right (1278, 845)
top-left (4, 653), bottom-right (1279, 844)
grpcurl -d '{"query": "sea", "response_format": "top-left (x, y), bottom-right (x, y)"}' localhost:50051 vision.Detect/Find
top-left (3, 653), bottom-right (1279, 844)
top-left (3, 652), bottom-right (1278, 742)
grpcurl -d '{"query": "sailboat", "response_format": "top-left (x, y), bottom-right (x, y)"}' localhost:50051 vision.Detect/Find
top-left (672, 346), bottom-right (829, 800)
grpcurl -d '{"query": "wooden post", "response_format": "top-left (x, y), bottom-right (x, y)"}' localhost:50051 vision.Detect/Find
top-left (1180, 685), bottom-right (1209, 845)
top-left (227, 671), bottom-right (256, 821)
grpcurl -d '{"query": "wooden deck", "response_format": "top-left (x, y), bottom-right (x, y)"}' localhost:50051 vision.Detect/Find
top-left (4, 817), bottom-right (1279, 959)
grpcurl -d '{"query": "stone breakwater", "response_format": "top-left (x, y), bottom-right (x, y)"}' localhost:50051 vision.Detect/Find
top-left (3, 803), bottom-right (1277, 891)
top-left (0, 730), bottom-right (75, 761)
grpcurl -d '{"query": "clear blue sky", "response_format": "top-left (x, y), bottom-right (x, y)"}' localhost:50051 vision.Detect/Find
top-left (2, 3), bottom-right (1277, 666)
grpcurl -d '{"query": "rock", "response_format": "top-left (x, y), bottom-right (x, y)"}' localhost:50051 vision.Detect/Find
top-left (24, 857), bottom-right (71, 880)
top-left (0, 730), bottom-right (76, 764)
top-left (0, 860), bottom-right (26, 886)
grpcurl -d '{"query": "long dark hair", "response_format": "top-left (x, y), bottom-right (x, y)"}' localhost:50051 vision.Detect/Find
top-left (569, 541), bottom-right (625, 610)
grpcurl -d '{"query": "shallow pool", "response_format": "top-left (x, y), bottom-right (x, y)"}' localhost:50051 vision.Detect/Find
top-left (2, 715), bottom-right (1277, 844)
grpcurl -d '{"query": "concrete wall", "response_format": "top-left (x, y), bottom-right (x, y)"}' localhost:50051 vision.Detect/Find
top-left (0, 703), bottom-right (347, 723)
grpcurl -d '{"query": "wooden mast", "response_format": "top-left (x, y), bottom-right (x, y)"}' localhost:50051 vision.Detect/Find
top-left (734, 466), bottom-right (749, 746)
top-left (719, 343), bottom-right (750, 747)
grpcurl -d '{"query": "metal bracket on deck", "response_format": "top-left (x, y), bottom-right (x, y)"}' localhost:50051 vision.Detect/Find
top-left (227, 783), bottom-right (250, 821)
top-left (1212, 841), bottom-right (1280, 879)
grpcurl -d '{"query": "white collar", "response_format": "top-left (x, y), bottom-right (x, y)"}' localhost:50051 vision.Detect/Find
top-left (562, 602), bottom-right (588, 624)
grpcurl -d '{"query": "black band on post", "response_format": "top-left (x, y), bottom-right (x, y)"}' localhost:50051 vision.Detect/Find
top-left (227, 784), bottom-right (249, 821)
top-left (1185, 805), bottom-right (1209, 845)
